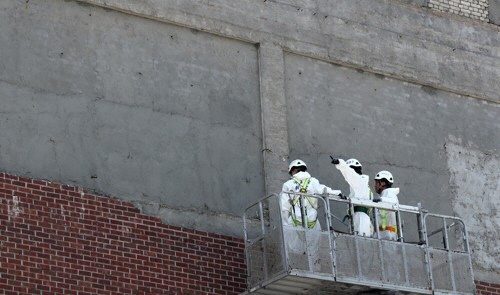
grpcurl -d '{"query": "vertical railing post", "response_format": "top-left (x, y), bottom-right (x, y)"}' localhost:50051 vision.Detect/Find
top-left (378, 237), bottom-right (386, 283)
top-left (422, 214), bottom-right (435, 291)
top-left (299, 193), bottom-right (307, 229)
top-left (442, 217), bottom-right (449, 250)
top-left (461, 220), bottom-right (475, 292)
top-left (373, 206), bottom-right (380, 239)
top-left (349, 201), bottom-right (355, 235)
top-left (443, 218), bottom-right (457, 292)
top-left (368, 202), bottom-right (385, 282)
top-left (299, 193), bottom-right (319, 271)
top-left (243, 208), bottom-right (251, 286)
top-left (417, 203), bottom-right (425, 244)
top-left (396, 207), bottom-right (409, 285)
top-left (259, 201), bottom-right (269, 280)
top-left (278, 194), bottom-right (288, 272)
top-left (325, 195), bottom-right (336, 276)
top-left (348, 200), bottom-right (362, 278)
top-left (396, 207), bottom-right (404, 243)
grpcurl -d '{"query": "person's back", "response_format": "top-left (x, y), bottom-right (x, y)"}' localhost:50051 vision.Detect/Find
top-left (281, 170), bottom-right (320, 229)
top-left (280, 159), bottom-right (341, 230)
top-left (280, 159), bottom-right (341, 270)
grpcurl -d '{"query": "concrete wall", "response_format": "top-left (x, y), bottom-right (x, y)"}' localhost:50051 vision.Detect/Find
top-left (446, 141), bottom-right (500, 282)
top-left (0, 0), bottom-right (499, 282)
top-left (428, 0), bottom-right (489, 21)
top-left (490, 0), bottom-right (500, 24)
top-left (0, 0), bottom-right (264, 224)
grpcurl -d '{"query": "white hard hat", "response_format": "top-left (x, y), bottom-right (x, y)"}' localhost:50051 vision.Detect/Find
top-left (374, 170), bottom-right (394, 184)
top-left (288, 159), bottom-right (307, 173)
top-left (346, 158), bottom-right (362, 168)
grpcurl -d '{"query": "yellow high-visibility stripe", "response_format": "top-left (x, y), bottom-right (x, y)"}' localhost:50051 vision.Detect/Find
top-left (381, 209), bottom-right (387, 230)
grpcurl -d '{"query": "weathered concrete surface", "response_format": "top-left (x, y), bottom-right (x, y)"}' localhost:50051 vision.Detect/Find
top-left (446, 139), bottom-right (500, 282)
top-left (133, 200), bottom-right (244, 237)
top-left (75, 0), bottom-right (500, 104)
top-left (0, 0), bottom-right (264, 218)
top-left (1, 0), bottom-right (500, 282)
top-left (490, 0), bottom-right (500, 25)
top-left (258, 42), bottom-right (290, 195)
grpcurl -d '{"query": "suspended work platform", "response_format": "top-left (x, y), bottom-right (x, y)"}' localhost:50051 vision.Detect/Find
top-left (241, 194), bottom-right (475, 295)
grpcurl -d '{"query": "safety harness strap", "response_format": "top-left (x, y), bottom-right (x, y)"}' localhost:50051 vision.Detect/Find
top-left (289, 178), bottom-right (316, 229)
top-left (292, 177), bottom-right (310, 193)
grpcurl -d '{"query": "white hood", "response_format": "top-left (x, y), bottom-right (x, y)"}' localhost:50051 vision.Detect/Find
top-left (292, 171), bottom-right (311, 181)
top-left (381, 187), bottom-right (399, 197)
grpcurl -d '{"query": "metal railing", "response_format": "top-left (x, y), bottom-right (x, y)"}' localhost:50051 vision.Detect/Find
top-left (243, 193), bottom-right (475, 294)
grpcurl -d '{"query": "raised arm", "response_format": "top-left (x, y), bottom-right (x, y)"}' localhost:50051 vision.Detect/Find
top-left (334, 158), bottom-right (363, 188)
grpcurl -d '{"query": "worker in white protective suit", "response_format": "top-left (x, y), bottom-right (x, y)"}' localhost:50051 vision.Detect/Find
top-left (330, 157), bottom-right (373, 237)
top-left (373, 170), bottom-right (400, 241)
top-left (280, 159), bottom-right (341, 270)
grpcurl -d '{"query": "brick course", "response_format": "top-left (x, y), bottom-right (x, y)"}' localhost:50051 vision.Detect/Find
top-left (0, 172), bottom-right (246, 295)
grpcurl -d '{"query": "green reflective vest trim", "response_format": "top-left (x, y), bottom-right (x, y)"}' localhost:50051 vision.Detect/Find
top-left (352, 187), bottom-right (373, 215)
top-left (380, 209), bottom-right (387, 230)
top-left (354, 206), bottom-right (369, 214)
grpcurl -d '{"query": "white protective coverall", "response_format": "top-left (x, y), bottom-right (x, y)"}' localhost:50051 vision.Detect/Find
top-left (375, 187), bottom-right (400, 241)
top-left (280, 171), bottom-right (340, 268)
top-left (334, 159), bottom-right (373, 236)
top-left (280, 171), bottom-right (341, 228)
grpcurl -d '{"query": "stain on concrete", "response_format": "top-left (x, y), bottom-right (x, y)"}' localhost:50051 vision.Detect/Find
top-left (445, 136), bottom-right (500, 281)
top-left (421, 85), bottom-right (438, 95)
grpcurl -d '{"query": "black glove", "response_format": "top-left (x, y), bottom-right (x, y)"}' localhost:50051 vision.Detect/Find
top-left (373, 197), bottom-right (381, 203)
top-left (339, 193), bottom-right (347, 200)
top-left (330, 155), bottom-right (339, 165)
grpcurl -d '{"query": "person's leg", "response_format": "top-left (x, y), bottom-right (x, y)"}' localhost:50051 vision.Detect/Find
top-left (355, 212), bottom-right (372, 237)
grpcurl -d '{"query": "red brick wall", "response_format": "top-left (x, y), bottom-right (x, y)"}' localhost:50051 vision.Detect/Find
top-left (0, 172), bottom-right (246, 295)
top-left (476, 280), bottom-right (500, 295)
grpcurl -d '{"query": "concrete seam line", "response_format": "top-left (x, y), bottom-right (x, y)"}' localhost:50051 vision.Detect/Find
top-left (282, 48), bottom-right (500, 105)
